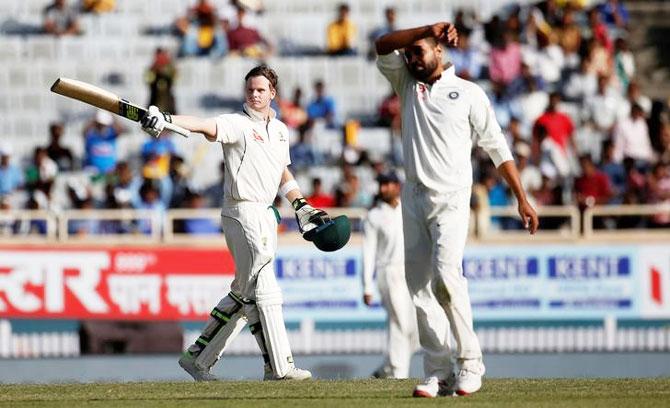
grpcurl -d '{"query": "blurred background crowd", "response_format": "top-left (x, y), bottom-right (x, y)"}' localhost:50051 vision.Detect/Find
top-left (2, 0), bottom-right (670, 235)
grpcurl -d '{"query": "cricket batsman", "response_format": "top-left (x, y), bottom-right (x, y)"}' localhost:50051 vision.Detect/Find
top-left (140, 65), bottom-right (334, 381)
top-left (362, 171), bottom-right (419, 379)
top-left (375, 23), bottom-right (539, 397)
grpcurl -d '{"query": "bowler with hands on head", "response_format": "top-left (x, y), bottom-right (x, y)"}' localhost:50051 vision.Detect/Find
top-left (140, 65), bottom-right (334, 382)
top-left (375, 22), bottom-right (539, 397)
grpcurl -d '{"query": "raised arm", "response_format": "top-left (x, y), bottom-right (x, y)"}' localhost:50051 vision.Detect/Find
top-left (140, 106), bottom-right (218, 141)
top-left (375, 22), bottom-right (458, 55)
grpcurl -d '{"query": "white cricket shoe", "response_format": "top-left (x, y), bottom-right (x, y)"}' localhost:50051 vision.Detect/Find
top-left (455, 359), bottom-right (485, 395)
top-left (269, 366), bottom-right (312, 381)
top-left (412, 375), bottom-right (454, 398)
top-left (179, 352), bottom-right (217, 382)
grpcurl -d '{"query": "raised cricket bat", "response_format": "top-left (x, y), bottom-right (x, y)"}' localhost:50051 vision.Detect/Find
top-left (50, 77), bottom-right (190, 138)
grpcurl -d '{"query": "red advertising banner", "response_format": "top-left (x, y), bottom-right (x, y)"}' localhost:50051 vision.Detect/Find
top-left (0, 246), bottom-right (235, 321)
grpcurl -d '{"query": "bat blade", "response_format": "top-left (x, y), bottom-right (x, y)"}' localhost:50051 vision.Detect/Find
top-left (50, 77), bottom-right (189, 137)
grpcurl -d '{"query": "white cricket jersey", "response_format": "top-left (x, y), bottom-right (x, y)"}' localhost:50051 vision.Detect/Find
top-left (376, 51), bottom-right (513, 192)
top-left (362, 200), bottom-right (404, 295)
top-left (214, 104), bottom-right (291, 206)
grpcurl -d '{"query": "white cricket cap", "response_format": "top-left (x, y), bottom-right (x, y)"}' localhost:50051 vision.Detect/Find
top-left (95, 110), bottom-right (113, 126)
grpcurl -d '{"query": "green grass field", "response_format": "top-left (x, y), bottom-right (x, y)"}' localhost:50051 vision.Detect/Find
top-left (2, 379), bottom-right (669, 408)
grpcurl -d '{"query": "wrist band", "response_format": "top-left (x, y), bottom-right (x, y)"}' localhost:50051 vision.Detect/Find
top-left (279, 179), bottom-right (300, 198)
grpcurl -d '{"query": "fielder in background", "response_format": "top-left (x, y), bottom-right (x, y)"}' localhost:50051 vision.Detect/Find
top-left (375, 23), bottom-right (539, 397)
top-left (141, 65), bottom-right (334, 382)
top-left (362, 171), bottom-right (419, 379)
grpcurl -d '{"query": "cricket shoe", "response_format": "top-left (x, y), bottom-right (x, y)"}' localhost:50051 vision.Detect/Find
top-left (412, 375), bottom-right (455, 398)
top-left (455, 359), bottom-right (486, 395)
top-left (178, 352), bottom-right (217, 382)
top-left (264, 364), bottom-right (312, 381)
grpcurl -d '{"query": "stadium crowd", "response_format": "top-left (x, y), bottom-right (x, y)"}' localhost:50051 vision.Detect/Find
top-left (2, 0), bottom-right (670, 235)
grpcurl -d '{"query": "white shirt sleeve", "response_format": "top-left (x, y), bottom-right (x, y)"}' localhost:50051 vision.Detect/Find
top-left (469, 84), bottom-right (514, 167)
top-left (362, 211), bottom-right (378, 296)
top-left (376, 51), bottom-right (412, 96)
top-left (215, 114), bottom-right (241, 144)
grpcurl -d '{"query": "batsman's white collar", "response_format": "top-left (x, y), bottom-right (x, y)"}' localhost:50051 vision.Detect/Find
top-left (243, 103), bottom-right (277, 122)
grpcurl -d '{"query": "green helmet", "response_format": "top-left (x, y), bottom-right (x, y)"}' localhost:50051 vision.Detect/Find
top-left (303, 215), bottom-right (351, 252)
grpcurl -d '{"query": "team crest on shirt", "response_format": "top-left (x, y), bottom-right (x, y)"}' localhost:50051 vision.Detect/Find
top-left (448, 91), bottom-right (460, 100)
top-left (252, 129), bottom-right (264, 142)
top-left (278, 131), bottom-right (287, 142)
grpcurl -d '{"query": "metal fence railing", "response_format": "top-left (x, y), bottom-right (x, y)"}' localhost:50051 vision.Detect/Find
top-left (0, 204), bottom-right (669, 244)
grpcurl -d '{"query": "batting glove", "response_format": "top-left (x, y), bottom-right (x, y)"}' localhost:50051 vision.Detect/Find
top-left (140, 105), bottom-right (172, 138)
top-left (292, 197), bottom-right (331, 236)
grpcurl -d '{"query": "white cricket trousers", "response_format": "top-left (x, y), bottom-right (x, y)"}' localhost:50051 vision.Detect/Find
top-left (401, 182), bottom-right (482, 379)
top-left (377, 264), bottom-right (419, 379)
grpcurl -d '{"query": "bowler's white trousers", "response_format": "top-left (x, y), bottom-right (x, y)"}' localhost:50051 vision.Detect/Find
top-left (401, 182), bottom-right (482, 379)
top-left (377, 264), bottom-right (419, 378)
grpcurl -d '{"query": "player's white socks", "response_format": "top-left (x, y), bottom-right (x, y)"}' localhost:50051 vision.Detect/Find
top-left (255, 272), bottom-right (295, 378)
top-left (186, 293), bottom-right (247, 370)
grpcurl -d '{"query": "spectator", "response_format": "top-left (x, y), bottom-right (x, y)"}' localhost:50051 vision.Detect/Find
top-left (16, 195), bottom-right (48, 236)
top-left (513, 143), bottom-right (541, 209)
top-left (145, 48), bottom-right (177, 114)
top-left (204, 161), bottom-right (225, 208)
top-left (489, 30), bottom-right (522, 85)
top-left (340, 173), bottom-right (371, 208)
top-left (623, 156), bottom-right (647, 203)
top-left (659, 124), bottom-right (670, 164)
top-left (179, 191), bottom-right (221, 234)
top-left (511, 74), bottom-right (549, 137)
top-left (0, 144), bottom-right (23, 196)
top-left (227, 6), bottom-right (272, 58)
top-left (176, 0), bottom-right (228, 58)
top-left (141, 133), bottom-right (176, 207)
top-left (600, 139), bottom-right (626, 203)
top-left (618, 80), bottom-right (652, 119)
top-left (307, 177), bottom-right (335, 208)
top-left (597, 0), bottom-right (629, 30)
top-left (534, 173), bottom-right (562, 206)
top-left (306, 80), bottom-right (338, 129)
top-left (168, 155), bottom-right (191, 208)
top-left (24, 147), bottom-right (58, 197)
top-left (68, 196), bottom-right (102, 236)
top-left (135, 180), bottom-right (166, 235)
top-left (83, 110), bottom-right (123, 175)
top-left (290, 131), bottom-right (323, 170)
top-left (488, 82), bottom-right (518, 130)
top-left (574, 154), bottom-right (612, 209)
top-left (367, 7), bottom-right (396, 60)
top-left (43, 0), bottom-right (81, 36)
top-left (507, 62), bottom-right (545, 97)
top-left (583, 37), bottom-right (612, 78)
top-left (377, 89), bottom-right (401, 131)
top-left (46, 122), bottom-right (75, 171)
top-left (534, 92), bottom-right (577, 178)
top-left (555, 6), bottom-right (582, 67)
top-left (106, 161), bottom-right (141, 210)
top-left (647, 162), bottom-right (670, 227)
top-left (587, 7), bottom-right (613, 53)
top-left (448, 29), bottom-right (483, 81)
top-left (81, 0), bottom-right (116, 13)
top-left (277, 87), bottom-right (307, 130)
top-left (563, 57), bottom-right (598, 103)
top-left (523, 30), bottom-right (565, 87)
top-left (584, 74), bottom-right (622, 139)
top-left (613, 38), bottom-right (635, 91)
top-left (326, 3), bottom-right (357, 56)
top-left (613, 104), bottom-right (655, 167)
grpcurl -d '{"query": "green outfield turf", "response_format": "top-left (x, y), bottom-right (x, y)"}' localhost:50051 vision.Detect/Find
top-left (1, 379), bottom-right (669, 408)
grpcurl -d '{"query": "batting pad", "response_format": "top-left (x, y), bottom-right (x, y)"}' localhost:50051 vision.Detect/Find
top-left (190, 294), bottom-right (247, 370)
top-left (256, 272), bottom-right (294, 378)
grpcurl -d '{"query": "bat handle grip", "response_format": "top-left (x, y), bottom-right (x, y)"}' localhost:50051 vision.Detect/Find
top-left (165, 122), bottom-right (191, 138)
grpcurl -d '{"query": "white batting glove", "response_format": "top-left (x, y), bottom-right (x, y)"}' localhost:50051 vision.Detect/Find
top-left (140, 105), bottom-right (171, 138)
top-left (292, 198), bottom-right (331, 235)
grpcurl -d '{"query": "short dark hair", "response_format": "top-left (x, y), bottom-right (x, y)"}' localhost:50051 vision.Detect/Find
top-left (245, 65), bottom-right (278, 90)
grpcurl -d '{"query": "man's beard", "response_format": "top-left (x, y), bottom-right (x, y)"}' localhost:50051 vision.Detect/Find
top-left (408, 59), bottom-right (438, 81)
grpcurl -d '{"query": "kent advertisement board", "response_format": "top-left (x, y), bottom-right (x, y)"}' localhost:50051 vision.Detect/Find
top-left (0, 243), bottom-right (666, 321)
